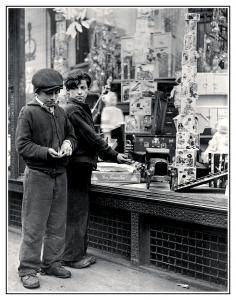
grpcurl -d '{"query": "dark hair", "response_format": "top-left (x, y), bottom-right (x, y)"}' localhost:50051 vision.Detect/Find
top-left (64, 69), bottom-right (92, 91)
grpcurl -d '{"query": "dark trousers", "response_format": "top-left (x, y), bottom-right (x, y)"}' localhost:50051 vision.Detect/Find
top-left (18, 167), bottom-right (67, 277)
top-left (62, 162), bottom-right (93, 262)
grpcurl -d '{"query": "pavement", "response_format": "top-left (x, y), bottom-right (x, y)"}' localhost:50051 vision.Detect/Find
top-left (7, 227), bottom-right (227, 294)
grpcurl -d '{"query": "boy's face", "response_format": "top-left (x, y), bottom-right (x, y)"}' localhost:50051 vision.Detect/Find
top-left (68, 79), bottom-right (89, 103)
top-left (37, 88), bottom-right (60, 107)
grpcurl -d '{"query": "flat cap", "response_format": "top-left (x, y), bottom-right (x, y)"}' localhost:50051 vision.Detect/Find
top-left (32, 68), bottom-right (63, 92)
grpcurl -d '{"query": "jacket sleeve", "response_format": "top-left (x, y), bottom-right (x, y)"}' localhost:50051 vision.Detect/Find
top-left (62, 110), bottom-right (78, 152)
top-left (15, 107), bottom-right (48, 161)
top-left (70, 110), bottom-right (119, 161)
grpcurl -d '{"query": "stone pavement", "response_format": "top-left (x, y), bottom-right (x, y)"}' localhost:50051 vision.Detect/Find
top-left (7, 228), bottom-right (227, 293)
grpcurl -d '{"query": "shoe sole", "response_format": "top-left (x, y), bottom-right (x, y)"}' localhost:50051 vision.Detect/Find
top-left (45, 273), bottom-right (71, 278)
top-left (22, 282), bottom-right (40, 289)
top-left (40, 271), bottom-right (71, 278)
top-left (22, 284), bottom-right (40, 289)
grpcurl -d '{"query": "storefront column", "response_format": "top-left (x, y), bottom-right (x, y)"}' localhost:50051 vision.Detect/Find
top-left (8, 9), bottom-right (25, 179)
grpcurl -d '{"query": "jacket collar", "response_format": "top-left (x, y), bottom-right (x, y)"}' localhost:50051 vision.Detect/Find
top-left (67, 98), bottom-right (90, 111)
top-left (27, 96), bottom-right (59, 110)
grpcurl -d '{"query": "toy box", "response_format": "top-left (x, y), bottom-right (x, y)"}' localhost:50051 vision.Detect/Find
top-left (177, 167), bottom-right (197, 185)
top-left (182, 65), bottom-right (197, 83)
top-left (176, 133), bottom-right (200, 150)
top-left (185, 19), bottom-right (197, 35)
top-left (180, 97), bottom-right (197, 115)
top-left (175, 149), bottom-right (197, 168)
top-left (184, 34), bottom-right (197, 51)
top-left (91, 172), bottom-right (141, 183)
top-left (130, 97), bottom-right (152, 115)
top-left (125, 115), bottom-right (140, 133)
top-left (176, 114), bottom-right (198, 133)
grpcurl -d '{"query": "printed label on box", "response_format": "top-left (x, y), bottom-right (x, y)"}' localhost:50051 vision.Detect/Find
top-left (91, 171), bottom-right (141, 183)
top-left (130, 97), bottom-right (152, 115)
top-left (177, 167), bottom-right (196, 185)
top-left (125, 115), bottom-right (140, 133)
top-left (184, 34), bottom-right (197, 51)
top-left (176, 133), bottom-right (200, 150)
top-left (182, 65), bottom-right (197, 83)
top-left (177, 114), bottom-right (198, 133)
top-left (181, 97), bottom-right (196, 115)
top-left (185, 20), bottom-right (197, 35)
top-left (175, 149), bottom-right (197, 168)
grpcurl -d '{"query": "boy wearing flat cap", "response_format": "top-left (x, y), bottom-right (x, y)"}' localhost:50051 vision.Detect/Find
top-left (15, 68), bottom-right (77, 289)
top-left (61, 70), bottom-right (129, 269)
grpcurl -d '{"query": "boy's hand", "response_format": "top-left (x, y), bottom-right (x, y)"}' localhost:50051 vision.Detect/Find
top-left (48, 148), bottom-right (60, 158)
top-left (117, 153), bottom-right (131, 164)
top-left (59, 141), bottom-right (72, 157)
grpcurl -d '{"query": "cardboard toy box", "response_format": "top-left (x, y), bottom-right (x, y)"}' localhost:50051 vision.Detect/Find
top-left (91, 171), bottom-right (141, 183)
top-left (175, 149), bottom-right (197, 168)
top-left (91, 162), bottom-right (141, 183)
top-left (176, 114), bottom-right (198, 133)
top-left (176, 133), bottom-right (200, 150)
top-left (177, 167), bottom-right (196, 185)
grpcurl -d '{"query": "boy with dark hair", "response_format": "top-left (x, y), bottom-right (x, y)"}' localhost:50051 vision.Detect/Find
top-left (62, 69), bottom-right (129, 268)
top-left (15, 68), bottom-right (77, 289)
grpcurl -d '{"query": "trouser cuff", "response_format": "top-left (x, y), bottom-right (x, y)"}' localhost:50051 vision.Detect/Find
top-left (18, 268), bottom-right (38, 277)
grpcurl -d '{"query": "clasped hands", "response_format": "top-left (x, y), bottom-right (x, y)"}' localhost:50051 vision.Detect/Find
top-left (48, 141), bottom-right (72, 158)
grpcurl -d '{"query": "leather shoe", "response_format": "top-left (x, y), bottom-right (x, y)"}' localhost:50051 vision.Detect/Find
top-left (62, 255), bottom-right (96, 269)
top-left (21, 274), bottom-right (40, 289)
top-left (86, 255), bottom-right (96, 264)
top-left (41, 265), bottom-right (71, 278)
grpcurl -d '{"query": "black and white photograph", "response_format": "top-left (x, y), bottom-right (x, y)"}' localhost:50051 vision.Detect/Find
top-left (5, 3), bottom-right (231, 296)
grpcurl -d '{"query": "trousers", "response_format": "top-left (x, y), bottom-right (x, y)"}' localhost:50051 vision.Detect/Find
top-left (18, 167), bottom-right (67, 276)
top-left (62, 162), bottom-right (93, 262)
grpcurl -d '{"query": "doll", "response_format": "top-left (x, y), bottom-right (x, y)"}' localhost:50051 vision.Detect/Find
top-left (170, 70), bottom-right (182, 111)
top-left (101, 92), bottom-right (125, 144)
top-left (201, 118), bottom-right (228, 163)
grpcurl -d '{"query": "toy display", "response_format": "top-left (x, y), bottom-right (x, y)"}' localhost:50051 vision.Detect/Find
top-left (141, 81), bottom-right (157, 97)
top-left (185, 19), bottom-right (197, 35)
top-left (136, 64), bottom-right (154, 81)
top-left (133, 32), bottom-right (154, 64)
top-left (177, 114), bottom-right (198, 133)
top-left (130, 97), bottom-right (152, 115)
top-left (122, 81), bottom-right (131, 101)
top-left (91, 163), bottom-right (141, 183)
top-left (180, 81), bottom-right (189, 98)
top-left (175, 149), bottom-right (197, 168)
top-left (180, 97), bottom-right (196, 115)
top-left (177, 167), bottom-right (196, 185)
top-left (184, 34), bottom-right (196, 51)
top-left (189, 50), bottom-right (198, 66)
top-left (176, 133), bottom-right (200, 150)
top-left (182, 65), bottom-right (197, 82)
top-left (125, 115), bottom-right (140, 133)
top-left (185, 13), bottom-right (200, 21)
top-left (182, 50), bottom-right (190, 65)
top-left (139, 115), bottom-right (153, 133)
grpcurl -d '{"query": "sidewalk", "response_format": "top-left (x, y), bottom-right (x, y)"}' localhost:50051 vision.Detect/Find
top-left (7, 228), bottom-right (227, 293)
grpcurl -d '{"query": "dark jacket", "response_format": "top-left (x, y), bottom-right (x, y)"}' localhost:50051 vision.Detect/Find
top-left (15, 98), bottom-right (77, 173)
top-left (64, 98), bottom-right (118, 168)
